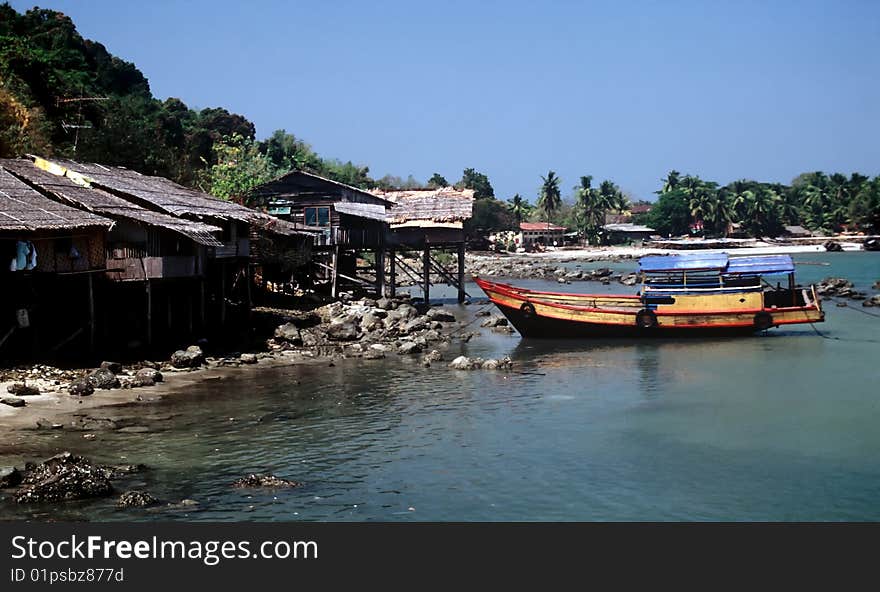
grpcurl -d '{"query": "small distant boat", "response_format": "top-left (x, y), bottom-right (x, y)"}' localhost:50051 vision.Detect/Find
top-left (474, 253), bottom-right (825, 338)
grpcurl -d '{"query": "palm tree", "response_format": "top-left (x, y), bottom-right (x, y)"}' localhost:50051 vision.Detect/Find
top-left (507, 193), bottom-right (528, 225)
top-left (746, 187), bottom-right (781, 237)
top-left (659, 170), bottom-right (681, 194)
top-left (575, 176), bottom-right (598, 243)
top-left (538, 170), bottom-right (562, 226)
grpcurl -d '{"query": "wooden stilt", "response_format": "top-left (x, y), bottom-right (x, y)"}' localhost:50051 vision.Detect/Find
top-left (188, 283), bottom-right (194, 336)
top-left (220, 261), bottom-right (227, 325)
top-left (331, 245), bottom-right (341, 299)
top-left (376, 249), bottom-right (385, 297)
top-left (423, 243), bottom-right (430, 304)
top-left (87, 273), bottom-right (95, 354)
top-left (457, 242), bottom-right (466, 304)
top-left (145, 280), bottom-right (152, 347)
top-left (245, 263), bottom-right (253, 318)
top-left (167, 291), bottom-right (173, 331)
top-left (389, 249), bottom-right (396, 297)
top-left (199, 278), bottom-right (206, 329)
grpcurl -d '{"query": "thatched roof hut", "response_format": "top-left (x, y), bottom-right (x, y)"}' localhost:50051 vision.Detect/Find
top-left (0, 167), bottom-right (111, 233)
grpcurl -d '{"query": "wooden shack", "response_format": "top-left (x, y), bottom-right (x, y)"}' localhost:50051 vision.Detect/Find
top-left (0, 168), bottom-right (112, 361)
top-left (373, 187), bottom-right (474, 303)
top-left (250, 170), bottom-right (392, 297)
top-left (1, 158), bottom-right (231, 350)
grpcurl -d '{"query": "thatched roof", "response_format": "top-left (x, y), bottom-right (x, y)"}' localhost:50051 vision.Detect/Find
top-left (372, 187), bottom-right (474, 225)
top-left (0, 168), bottom-right (112, 233)
top-left (1, 159), bottom-right (224, 246)
top-left (39, 158), bottom-right (257, 224)
top-left (334, 201), bottom-right (388, 221)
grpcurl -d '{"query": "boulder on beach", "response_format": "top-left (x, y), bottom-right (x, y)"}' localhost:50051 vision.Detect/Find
top-left (132, 367), bottom-right (163, 387)
top-left (426, 308), bottom-right (456, 322)
top-left (398, 341), bottom-right (423, 355)
top-left (68, 377), bottom-right (95, 396)
top-left (231, 473), bottom-right (301, 488)
top-left (239, 353), bottom-right (258, 364)
top-left (274, 322), bottom-right (303, 344)
top-left (87, 367), bottom-right (120, 390)
top-left (1, 396), bottom-right (26, 408)
top-left (7, 382), bottom-right (39, 397)
top-left (171, 345), bottom-right (204, 368)
top-left (824, 241), bottom-right (843, 252)
top-left (326, 319), bottom-right (359, 341)
top-left (480, 316), bottom-right (509, 328)
top-left (99, 361), bottom-right (123, 374)
top-left (15, 452), bottom-right (113, 503)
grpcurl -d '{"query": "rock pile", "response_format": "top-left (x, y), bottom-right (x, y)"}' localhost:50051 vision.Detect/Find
top-left (231, 474), bottom-right (301, 488)
top-left (448, 355), bottom-right (514, 370)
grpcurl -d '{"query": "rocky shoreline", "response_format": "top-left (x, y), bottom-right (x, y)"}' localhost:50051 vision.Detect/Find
top-left (466, 253), bottom-right (640, 286)
top-left (0, 293), bottom-right (517, 433)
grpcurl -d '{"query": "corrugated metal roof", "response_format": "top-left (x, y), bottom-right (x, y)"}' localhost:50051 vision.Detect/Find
top-left (333, 201), bottom-right (388, 221)
top-left (640, 253), bottom-right (796, 275)
top-left (0, 168), bottom-right (112, 232)
top-left (725, 255), bottom-right (794, 275)
top-left (639, 253), bottom-right (729, 273)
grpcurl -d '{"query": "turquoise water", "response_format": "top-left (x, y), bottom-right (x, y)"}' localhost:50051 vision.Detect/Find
top-left (1, 252), bottom-right (878, 521)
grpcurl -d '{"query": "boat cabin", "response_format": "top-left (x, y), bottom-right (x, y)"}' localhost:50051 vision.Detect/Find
top-left (638, 253), bottom-right (809, 313)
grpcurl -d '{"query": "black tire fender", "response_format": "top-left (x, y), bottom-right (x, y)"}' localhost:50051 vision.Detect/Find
top-left (754, 311), bottom-right (774, 331)
top-left (520, 302), bottom-right (536, 318)
top-left (635, 309), bottom-right (658, 329)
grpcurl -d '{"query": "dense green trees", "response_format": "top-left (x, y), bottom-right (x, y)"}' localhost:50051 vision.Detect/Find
top-left (644, 170), bottom-right (880, 238)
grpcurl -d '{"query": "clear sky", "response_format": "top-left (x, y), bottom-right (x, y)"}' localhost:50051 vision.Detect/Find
top-left (8, 0), bottom-right (880, 202)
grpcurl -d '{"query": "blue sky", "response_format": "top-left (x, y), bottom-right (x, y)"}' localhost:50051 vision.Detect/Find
top-left (9, 0), bottom-right (880, 202)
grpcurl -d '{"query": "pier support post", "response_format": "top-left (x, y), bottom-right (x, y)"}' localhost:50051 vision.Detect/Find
top-left (331, 245), bottom-right (341, 299)
top-left (457, 242), bottom-right (466, 304)
top-left (145, 280), bottom-right (152, 347)
top-left (389, 249), bottom-right (396, 297)
top-left (87, 273), bottom-right (95, 355)
top-left (423, 243), bottom-right (430, 304)
top-left (376, 249), bottom-right (385, 297)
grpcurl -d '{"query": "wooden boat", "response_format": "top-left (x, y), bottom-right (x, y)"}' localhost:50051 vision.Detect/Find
top-left (474, 253), bottom-right (824, 338)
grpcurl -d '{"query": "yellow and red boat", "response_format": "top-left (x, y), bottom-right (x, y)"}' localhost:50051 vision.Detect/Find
top-left (474, 253), bottom-right (824, 338)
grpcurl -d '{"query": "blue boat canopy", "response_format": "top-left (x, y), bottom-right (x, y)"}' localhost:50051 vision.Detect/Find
top-left (724, 254), bottom-right (794, 275)
top-left (638, 253), bottom-right (729, 273)
top-left (638, 253), bottom-right (795, 275)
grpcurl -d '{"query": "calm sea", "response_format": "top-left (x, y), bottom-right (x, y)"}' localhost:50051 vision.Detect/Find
top-left (2, 252), bottom-right (878, 521)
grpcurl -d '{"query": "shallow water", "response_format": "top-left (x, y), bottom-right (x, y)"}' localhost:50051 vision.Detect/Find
top-left (1, 252), bottom-right (878, 521)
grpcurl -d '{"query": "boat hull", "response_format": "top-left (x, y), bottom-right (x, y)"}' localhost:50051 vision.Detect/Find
top-left (474, 277), bottom-right (824, 339)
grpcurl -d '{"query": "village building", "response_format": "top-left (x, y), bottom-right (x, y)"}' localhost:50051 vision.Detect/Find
top-left (0, 168), bottom-right (112, 361)
top-left (601, 222), bottom-right (657, 245)
top-left (1, 156), bottom-right (315, 357)
top-left (517, 222), bottom-right (566, 248)
top-left (250, 170), bottom-right (393, 298)
top-left (373, 186), bottom-right (474, 303)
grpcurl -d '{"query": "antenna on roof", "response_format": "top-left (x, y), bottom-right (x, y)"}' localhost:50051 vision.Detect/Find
top-left (55, 95), bottom-right (109, 153)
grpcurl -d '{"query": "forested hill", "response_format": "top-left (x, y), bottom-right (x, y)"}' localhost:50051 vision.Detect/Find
top-left (0, 3), bottom-right (393, 193)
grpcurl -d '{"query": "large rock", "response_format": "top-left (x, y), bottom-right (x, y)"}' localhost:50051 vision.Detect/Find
top-left (326, 319), bottom-right (359, 341)
top-left (132, 367), bottom-right (163, 387)
top-left (87, 368), bottom-right (120, 390)
top-left (117, 490), bottom-right (159, 508)
top-left (824, 241), bottom-right (843, 252)
top-left (239, 353), bottom-right (257, 364)
top-left (449, 356), bottom-right (479, 370)
top-left (398, 341), bottom-right (423, 355)
top-left (171, 345), bottom-right (204, 368)
top-left (619, 273), bottom-right (639, 286)
top-left (360, 312), bottom-right (385, 332)
top-left (376, 297), bottom-right (395, 310)
top-left (231, 474), bottom-right (301, 488)
top-left (274, 322), bottom-right (303, 344)
top-left (426, 308), bottom-right (456, 322)
top-left (480, 316), bottom-right (509, 328)
top-left (68, 378), bottom-right (94, 396)
top-left (99, 361), bottom-right (123, 374)
top-left (401, 317), bottom-right (427, 334)
top-left (7, 383), bottom-right (39, 397)
top-left (1, 397), bottom-right (26, 408)
top-left (15, 453), bottom-right (113, 503)
top-left (396, 303), bottom-right (419, 320)
top-left (0, 466), bottom-right (22, 488)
